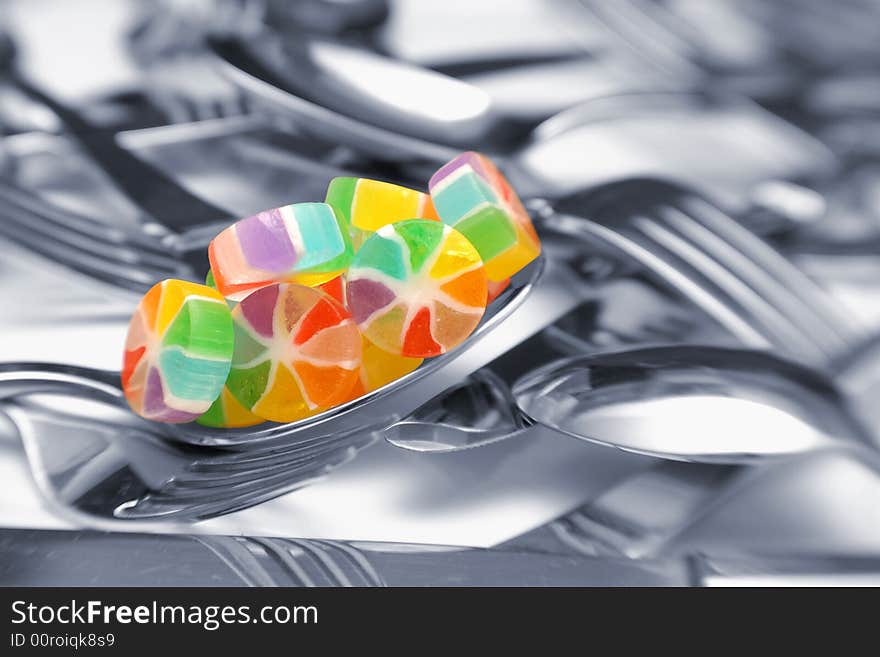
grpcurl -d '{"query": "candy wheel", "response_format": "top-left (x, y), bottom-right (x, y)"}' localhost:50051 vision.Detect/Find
top-left (347, 220), bottom-right (487, 358)
top-left (122, 280), bottom-right (234, 423)
top-left (226, 283), bottom-right (362, 423)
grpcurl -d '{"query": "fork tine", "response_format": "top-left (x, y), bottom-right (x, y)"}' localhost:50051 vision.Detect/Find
top-left (676, 194), bottom-right (859, 345)
top-left (547, 211), bottom-right (817, 359)
top-left (625, 221), bottom-right (831, 363)
top-left (0, 180), bottom-right (175, 257)
top-left (118, 444), bottom-right (362, 520)
top-left (554, 179), bottom-right (856, 364)
top-left (174, 433), bottom-right (374, 485)
top-left (0, 215), bottom-right (185, 293)
top-left (185, 432), bottom-right (367, 473)
top-left (0, 195), bottom-right (192, 272)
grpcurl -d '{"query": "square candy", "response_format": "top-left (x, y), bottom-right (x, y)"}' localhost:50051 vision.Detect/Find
top-left (325, 177), bottom-right (439, 249)
top-left (429, 152), bottom-right (541, 282)
top-left (208, 202), bottom-right (353, 300)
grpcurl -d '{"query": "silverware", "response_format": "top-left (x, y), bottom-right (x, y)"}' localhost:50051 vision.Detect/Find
top-left (0, 178), bottom-right (195, 293)
top-left (0, 114), bottom-right (364, 293)
top-left (209, 34), bottom-right (834, 214)
top-left (0, 251), bottom-right (604, 520)
top-left (514, 345), bottom-right (875, 463)
top-left (0, 30), bottom-right (236, 239)
top-left (390, 178), bottom-right (872, 455)
top-left (4, 526), bottom-right (878, 586)
top-left (379, 176), bottom-right (880, 557)
top-left (0, 526), bottom-right (682, 586)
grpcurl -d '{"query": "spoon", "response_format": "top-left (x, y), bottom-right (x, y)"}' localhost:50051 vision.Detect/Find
top-left (513, 345), bottom-right (877, 463)
top-left (209, 36), bottom-right (837, 223)
top-left (206, 31), bottom-right (691, 164)
top-left (387, 338), bottom-right (878, 465)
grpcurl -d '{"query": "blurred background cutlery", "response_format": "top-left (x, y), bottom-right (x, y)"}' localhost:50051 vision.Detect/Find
top-left (1, 0), bottom-right (880, 584)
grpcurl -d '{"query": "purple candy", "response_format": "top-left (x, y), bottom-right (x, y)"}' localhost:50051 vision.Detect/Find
top-left (240, 284), bottom-right (278, 338)
top-left (429, 151), bottom-right (487, 189)
top-left (347, 278), bottom-right (395, 324)
top-left (143, 367), bottom-right (166, 415)
top-left (236, 209), bottom-right (298, 273)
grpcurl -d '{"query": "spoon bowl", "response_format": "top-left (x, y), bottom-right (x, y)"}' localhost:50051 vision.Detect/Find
top-left (513, 345), bottom-right (874, 463)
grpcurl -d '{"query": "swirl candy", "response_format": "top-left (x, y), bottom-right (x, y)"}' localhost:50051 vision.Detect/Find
top-left (429, 151), bottom-right (540, 282)
top-left (122, 280), bottom-right (234, 423)
top-left (208, 202), bottom-right (353, 300)
top-left (347, 220), bottom-right (487, 358)
top-left (198, 274), bottom-right (350, 428)
top-left (325, 177), bottom-right (440, 250)
top-left (225, 283), bottom-right (362, 423)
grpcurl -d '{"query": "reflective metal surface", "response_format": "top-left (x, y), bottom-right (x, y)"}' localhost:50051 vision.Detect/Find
top-left (2, 0), bottom-right (880, 586)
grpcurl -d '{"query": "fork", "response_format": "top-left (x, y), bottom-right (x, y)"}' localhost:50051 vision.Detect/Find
top-left (0, 178), bottom-right (196, 293)
top-left (391, 178), bottom-right (873, 450)
top-left (0, 251), bottom-right (603, 521)
top-left (541, 179), bottom-right (869, 367)
top-left (0, 29), bottom-right (237, 283)
top-left (389, 178), bottom-right (880, 558)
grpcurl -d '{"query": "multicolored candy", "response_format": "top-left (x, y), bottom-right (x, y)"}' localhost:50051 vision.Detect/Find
top-left (226, 283), bottom-right (362, 423)
top-left (347, 220), bottom-right (487, 358)
top-left (325, 177), bottom-right (440, 250)
top-left (198, 272), bottom-right (352, 428)
top-left (208, 202), bottom-right (353, 301)
top-left (429, 151), bottom-right (540, 282)
top-left (122, 280), bottom-right (234, 423)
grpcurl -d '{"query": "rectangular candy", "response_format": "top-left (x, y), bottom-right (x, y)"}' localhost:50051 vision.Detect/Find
top-left (429, 152), bottom-right (541, 282)
top-left (208, 202), bottom-right (353, 300)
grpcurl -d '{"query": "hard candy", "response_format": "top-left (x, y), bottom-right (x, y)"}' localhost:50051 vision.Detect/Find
top-left (226, 283), bottom-right (362, 423)
top-left (198, 273), bottom-right (349, 427)
top-left (325, 177), bottom-right (440, 250)
top-left (208, 202), bottom-right (353, 301)
top-left (122, 279), bottom-right (233, 423)
top-left (347, 220), bottom-right (487, 358)
top-left (316, 274), bottom-right (347, 306)
top-left (429, 151), bottom-right (540, 282)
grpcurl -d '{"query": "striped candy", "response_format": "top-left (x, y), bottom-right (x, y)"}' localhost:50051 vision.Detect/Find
top-left (122, 280), bottom-right (233, 423)
top-left (347, 220), bottom-right (487, 358)
top-left (208, 202), bottom-right (353, 301)
top-left (325, 177), bottom-right (439, 249)
top-left (429, 151), bottom-right (540, 282)
top-left (225, 283), bottom-right (362, 423)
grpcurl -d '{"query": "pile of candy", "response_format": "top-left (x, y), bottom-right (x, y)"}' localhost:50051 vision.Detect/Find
top-left (121, 152), bottom-right (541, 426)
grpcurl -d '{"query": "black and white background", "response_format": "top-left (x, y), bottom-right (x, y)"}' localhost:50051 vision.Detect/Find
top-left (1, 0), bottom-right (880, 588)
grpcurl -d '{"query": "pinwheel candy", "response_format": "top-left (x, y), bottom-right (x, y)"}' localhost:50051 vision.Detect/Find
top-left (347, 220), bottom-right (487, 358)
top-left (225, 283), bottom-right (362, 423)
top-left (122, 280), bottom-right (234, 423)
